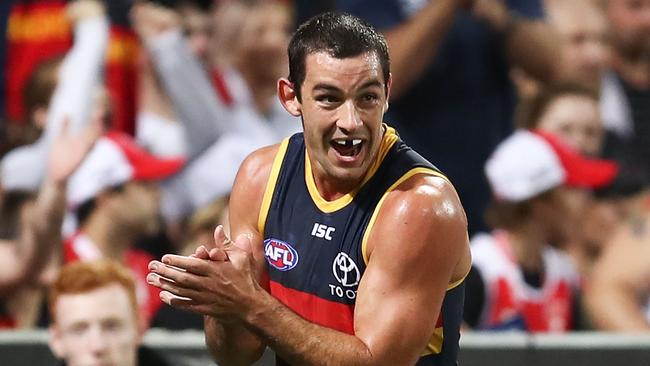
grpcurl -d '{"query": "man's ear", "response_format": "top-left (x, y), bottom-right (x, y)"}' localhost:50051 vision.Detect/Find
top-left (277, 78), bottom-right (302, 117)
top-left (48, 325), bottom-right (65, 359)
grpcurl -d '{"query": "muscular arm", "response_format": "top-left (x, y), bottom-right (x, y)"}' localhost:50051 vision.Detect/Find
top-left (244, 175), bottom-right (471, 364)
top-left (584, 216), bottom-right (650, 331)
top-left (152, 167), bottom-right (471, 364)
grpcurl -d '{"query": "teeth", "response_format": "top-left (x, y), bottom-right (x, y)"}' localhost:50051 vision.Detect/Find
top-left (332, 139), bottom-right (362, 146)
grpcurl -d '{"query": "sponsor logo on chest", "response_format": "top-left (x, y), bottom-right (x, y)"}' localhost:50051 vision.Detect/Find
top-left (311, 222), bottom-right (336, 240)
top-left (329, 252), bottom-right (361, 300)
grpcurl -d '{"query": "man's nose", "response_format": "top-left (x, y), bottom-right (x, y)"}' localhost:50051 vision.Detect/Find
top-left (87, 326), bottom-right (109, 354)
top-left (336, 100), bottom-right (362, 132)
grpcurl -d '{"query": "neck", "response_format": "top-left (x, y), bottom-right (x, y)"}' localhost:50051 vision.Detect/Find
top-left (505, 221), bottom-right (547, 272)
top-left (83, 213), bottom-right (134, 260)
top-left (314, 175), bottom-right (358, 202)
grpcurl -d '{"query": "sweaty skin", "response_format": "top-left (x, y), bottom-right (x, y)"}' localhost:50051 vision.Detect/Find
top-left (148, 51), bottom-right (471, 365)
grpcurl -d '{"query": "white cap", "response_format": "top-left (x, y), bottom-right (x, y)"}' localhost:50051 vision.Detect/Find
top-left (485, 129), bottom-right (618, 202)
top-left (66, 131), bottom-right (184, 207)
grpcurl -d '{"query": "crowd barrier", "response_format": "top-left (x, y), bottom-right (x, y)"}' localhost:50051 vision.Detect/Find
top-left (1, 329), bottom-right (650, 365)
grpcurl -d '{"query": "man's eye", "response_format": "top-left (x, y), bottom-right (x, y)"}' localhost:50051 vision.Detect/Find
top-left (316, 95), bottom-right (339, 104)
top-left (67, 323), bottom-right (89, 336)
top-left (360, 93), bottom-right (379, 104)
top-left (364, 94), bottom-right (378, 101)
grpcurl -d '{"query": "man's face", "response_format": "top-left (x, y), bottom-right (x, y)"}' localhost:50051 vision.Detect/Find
top-left (49, 284), bottom-right (141, 366)
top-left (549, 1), bottom-right (610, 86)
top-left (238, 4), bottom-right (291, 84)
top-left (607, 0), bottom-right (650, 58)
top-left (537, 95), bottom-right (604, 156)
top-left (297, 51), bottom-right (388, 191)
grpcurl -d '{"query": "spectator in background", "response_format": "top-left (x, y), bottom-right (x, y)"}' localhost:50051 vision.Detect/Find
top-left (514, 0), bottom-right (610, 99)
top-left (518, 83), bottom-right (605, 157)
top-left (48, 260), bottom-right (171, 366)
top-left (516, 84), bottom-right (606, 276)
top-left (1, 0), bottom-right (109, 193)
top-left (600, 0), bottom-right (650, 177)
top-left (464, 129), bottom-right (618, 332)
top-left (0, 120), bottom-right (100, 329)
top-left (585, 199), bottom-right (650, 332)
top-left (546, 0), bottom-right (610, 90)
top-left (131, 0), bottom-right (300, 230)
top-left (64, 132), bottom-right (183, 326)
top-left (337, 0), bottom-right (559, 235)
top-left (135, 0), bottom-right (214, 159)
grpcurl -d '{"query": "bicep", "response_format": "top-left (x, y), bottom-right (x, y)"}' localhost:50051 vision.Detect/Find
top-left (353, 179), bottom-right (468, 363)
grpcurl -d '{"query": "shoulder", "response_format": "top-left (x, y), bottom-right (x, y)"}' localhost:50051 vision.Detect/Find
top-left (367, 173), bottom-right (470, 276)
top-left (382, 173), bottom-right (466, 231)
top-left (233, 143), bottom-right (284, 194)
top-left (229, 142), bottom-right (286, 228)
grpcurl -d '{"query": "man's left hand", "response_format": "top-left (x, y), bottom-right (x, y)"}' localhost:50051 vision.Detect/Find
top-left (147, 235), bottom-right (261, 321)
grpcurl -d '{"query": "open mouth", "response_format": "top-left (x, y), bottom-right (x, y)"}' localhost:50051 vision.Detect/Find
top-left (330, 138), bottom-right (363, 159)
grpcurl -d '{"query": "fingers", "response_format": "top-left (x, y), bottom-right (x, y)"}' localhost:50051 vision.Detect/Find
top-left (191, 245), bottom-right (210, 259)
top-left (153, 255), bottom-right (209, 276)
top-left (209, 247), bottom-right (229, 261)
top-left (159, 291), bottom-right (214, 316)
top-left (147, 272), bottom-right (202, 300)
top-left (213, 225), bottom-right (231, 249)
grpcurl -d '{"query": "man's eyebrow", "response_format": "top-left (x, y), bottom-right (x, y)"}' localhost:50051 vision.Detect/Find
top-left (312, 83), bottom-right (342, 92)
top-left (359, 80), bottom-right (383, 90)
top-left (312, 80), bottom-right (384, 92)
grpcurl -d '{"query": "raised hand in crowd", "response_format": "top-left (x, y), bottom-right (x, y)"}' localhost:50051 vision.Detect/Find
top-left (0, 118), bottom-right (101, 297)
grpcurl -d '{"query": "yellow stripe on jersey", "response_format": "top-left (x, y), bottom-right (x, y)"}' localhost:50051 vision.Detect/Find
top-left (360, 167), bottom-right (450, 265)
top-left (421, 326), bottom-right (445, 356)
top-left (258, 138), bottom-right (291, 235)
top-left (305, 124), bottom-right (399, 213)
top-left (447, 259), bottom-right (471, 291)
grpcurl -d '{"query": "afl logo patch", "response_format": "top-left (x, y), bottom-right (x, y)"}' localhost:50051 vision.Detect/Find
top-left (264, 238), bottom-right (299, 271)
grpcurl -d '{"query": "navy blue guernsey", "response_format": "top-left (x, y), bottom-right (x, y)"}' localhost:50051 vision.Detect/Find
top-left (258, 126), bottom-right (466, 366)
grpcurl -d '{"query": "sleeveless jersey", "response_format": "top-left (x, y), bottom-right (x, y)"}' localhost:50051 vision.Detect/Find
top-left (259, 126), bottom-right (466, 365)
top-left (470, 230), bottom-right (579, 332)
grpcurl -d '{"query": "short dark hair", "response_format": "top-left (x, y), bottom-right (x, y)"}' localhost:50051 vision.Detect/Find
top-left (288, 12), bottom-right (390, 101)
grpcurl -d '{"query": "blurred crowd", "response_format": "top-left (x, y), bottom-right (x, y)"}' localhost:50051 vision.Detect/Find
top-left (0, 0), bottom-right (649, 361)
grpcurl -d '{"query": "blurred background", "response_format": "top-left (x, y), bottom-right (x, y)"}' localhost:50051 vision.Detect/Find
top-left (0, 0), bottom-right (649, 365)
